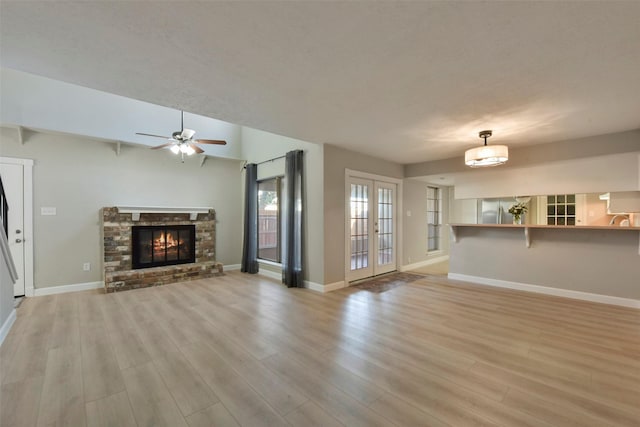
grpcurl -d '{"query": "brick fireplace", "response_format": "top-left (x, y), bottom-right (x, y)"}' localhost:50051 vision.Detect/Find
top-left (102, 207), bottom-right (223, 292)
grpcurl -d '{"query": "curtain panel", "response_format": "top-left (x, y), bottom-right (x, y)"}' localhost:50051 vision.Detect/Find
top-left (241, 163), bottom-right (259, 273)
top-left (282, 150), bottom-right (304, 287)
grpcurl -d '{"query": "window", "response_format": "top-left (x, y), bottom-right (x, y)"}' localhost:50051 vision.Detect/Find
top-left (258, 177), bottom-right (282, 262)
top-left (547, 194), bottom-right (576, 225)
top-left (427, 186), bottom-right (441, 252)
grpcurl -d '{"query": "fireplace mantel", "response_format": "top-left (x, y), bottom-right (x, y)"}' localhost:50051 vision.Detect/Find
top-left (116, 206), bottom-right (214, 221)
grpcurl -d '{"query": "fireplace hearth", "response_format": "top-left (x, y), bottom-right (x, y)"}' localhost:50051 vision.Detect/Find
top-left (132, 225), bottom-right (195, 269)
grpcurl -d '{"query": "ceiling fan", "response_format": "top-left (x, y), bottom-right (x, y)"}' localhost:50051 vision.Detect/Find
top-left (136, 110), bottom-right (227, 161)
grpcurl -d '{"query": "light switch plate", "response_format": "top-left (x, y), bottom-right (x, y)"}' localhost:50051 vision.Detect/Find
top-left (41, 207), bottom-right (57, 216)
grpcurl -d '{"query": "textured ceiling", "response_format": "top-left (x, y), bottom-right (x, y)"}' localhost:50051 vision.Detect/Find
top-left (1, 1), bottom-right (639, 164)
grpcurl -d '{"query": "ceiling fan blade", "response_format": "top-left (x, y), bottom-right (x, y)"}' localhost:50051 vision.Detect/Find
top-left (150, 142), bottom-right (175, 150)
top-left (136, 132), bottom-right (171, 139)
top-left (194, 139), bottom-right (227, 145)
top-left (189, 143), bottom-right (204, 154)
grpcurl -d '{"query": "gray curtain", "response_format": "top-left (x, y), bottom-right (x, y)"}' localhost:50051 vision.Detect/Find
top-left (241, 163), bottom-right (259, 273)
top-left (282, 150), bottom-right (304, 287)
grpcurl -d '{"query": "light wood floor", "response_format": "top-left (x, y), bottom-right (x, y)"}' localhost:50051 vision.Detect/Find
top-left (1, 271), bottom-right (639, 426)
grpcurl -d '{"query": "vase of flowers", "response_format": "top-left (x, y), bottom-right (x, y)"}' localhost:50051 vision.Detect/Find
top-left (508, 202), bottom-right (528, 225)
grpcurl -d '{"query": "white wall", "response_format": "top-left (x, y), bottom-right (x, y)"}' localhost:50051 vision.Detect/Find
top-left (0, 67), bottom-right (242, 160)
top-left (453, 151), bottom-right (640, 199)
top-left (0, 127), bottom-right (243, 289)
top-left (240, 127), bottom-right (324, 286)
top-left (406, 129), bottom-right (640, 178)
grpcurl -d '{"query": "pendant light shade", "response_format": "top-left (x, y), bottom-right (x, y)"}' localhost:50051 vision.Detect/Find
top-left (465, 130), bottom-right (508, 167)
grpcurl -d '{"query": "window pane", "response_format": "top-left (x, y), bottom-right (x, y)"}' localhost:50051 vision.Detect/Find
top-left (258, 178), bottom-right (280, 262)
top-left (427, 187), bottom-right (441, 252)
top-left (350, 183), bottom-right (369, 271)
top-left (165, 229), bottom-right (178, 261)
top-left (178, 230), bottom-right (192, 261)
top-left (153, 230), bottom-right (165, 261)
top-left (138, 230), bottom-right (152, 264)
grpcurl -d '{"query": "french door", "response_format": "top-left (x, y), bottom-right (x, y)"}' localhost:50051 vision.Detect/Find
top-left (346, 177), bottom-right (397, 282)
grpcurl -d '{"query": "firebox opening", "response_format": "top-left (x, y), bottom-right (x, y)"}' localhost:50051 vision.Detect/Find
top-left (132, 225), bottom-right (196, 269)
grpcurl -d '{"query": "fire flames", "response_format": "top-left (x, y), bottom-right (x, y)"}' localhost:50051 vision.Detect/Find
top-left (153, 232), bottom-right (183, 255)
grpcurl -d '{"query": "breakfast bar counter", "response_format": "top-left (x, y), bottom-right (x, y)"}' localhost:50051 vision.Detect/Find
top-left (447, 223), bottom-right (640, 306)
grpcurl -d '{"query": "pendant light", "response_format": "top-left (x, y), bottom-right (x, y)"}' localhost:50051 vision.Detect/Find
top-left (465, 130), bottom-right (508, 167)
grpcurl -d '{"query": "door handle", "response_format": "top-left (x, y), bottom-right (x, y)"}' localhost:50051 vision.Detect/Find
top-left (15, 238), bottom-right (22, 243)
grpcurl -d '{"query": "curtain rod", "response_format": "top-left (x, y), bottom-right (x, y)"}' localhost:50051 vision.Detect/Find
top-left (256, 154), bottom-right (286, 166)
top-left (243, 154), bottom-right (286, 169)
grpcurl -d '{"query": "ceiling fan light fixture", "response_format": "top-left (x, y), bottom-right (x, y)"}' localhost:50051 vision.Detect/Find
top-left (136, 110), bottom-right (227, 161)
top-left (182, 128), bottom-right (196, 140)
top-left (184, 145), bottom-right (196, 156)
top-left (465, 130), bottom-right (508, 167)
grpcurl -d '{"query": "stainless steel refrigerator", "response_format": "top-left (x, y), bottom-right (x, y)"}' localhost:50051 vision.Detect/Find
top-left (477, 198), bottom-right (515, 224)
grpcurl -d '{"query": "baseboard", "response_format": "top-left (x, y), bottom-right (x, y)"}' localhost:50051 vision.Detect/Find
top-left (447, 273), bottom-right (640, 309)
top-left (258, 269), bottom-right (281, 281)
top-left (34, 281), bottom-right (104, 296)
top-left (323, 280), bottom-right (347, 292)
top-left (257, 269), bottom-right (339, 294)
top-left (0, 309), bottom-right (17, 348)
top-left (303, 281), bottom-right (325, 293)
top-left (400, 255), bottom-right (449, 272)
top-left (224, 264), bottom-right (241, 271)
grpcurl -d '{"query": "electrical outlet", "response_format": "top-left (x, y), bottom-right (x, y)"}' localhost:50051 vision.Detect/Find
top-left (41, 207), bottom-right (57, 216)
top-left (83, 262), bottom-right (91, 271)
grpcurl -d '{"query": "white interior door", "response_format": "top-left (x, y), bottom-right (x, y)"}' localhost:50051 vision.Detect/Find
top-left (0, 162), bottom-right (26, 296)
top-left (346, 177), bottom-right (397, 282)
